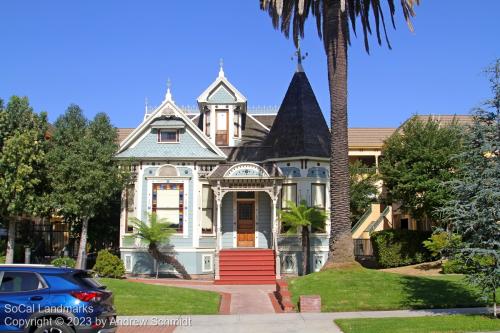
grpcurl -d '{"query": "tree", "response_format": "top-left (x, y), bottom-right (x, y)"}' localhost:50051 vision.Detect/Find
top-left (129, 213), bottom-right (191, 279)
top-left (260, 0), bottom-right (419, 264)
top-left (48, 105), bottom-right (129, 269)
top-left (279, 200), bottom-right (327, 275)
top-left (0, 96), bottom-right (48, 264)
top-left (441, 61), bottom-right (500, 318)
top-left (350, 161), bottom-right (379, 226)
top-left (379, 117), bottom-right (464, 226)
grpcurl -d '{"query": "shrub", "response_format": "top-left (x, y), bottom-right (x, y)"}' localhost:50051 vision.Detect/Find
top-left (51, 257), bottom-right (76, 268)
top-left (371, 230), bottom-right (434, 268)
top-left (423, 232), bottom-right (461, 259)
top-left (92, 250), bottom-right (125, 278)
top-left (442, 259), bottom-right (466, 274)
top-left (0, 256), bottom-right (5, 264)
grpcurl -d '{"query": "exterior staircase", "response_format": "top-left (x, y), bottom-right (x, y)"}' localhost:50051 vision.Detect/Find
top-left (215, 249), bottom-right (276, 285)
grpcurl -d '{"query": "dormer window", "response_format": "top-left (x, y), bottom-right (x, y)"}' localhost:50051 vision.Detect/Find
top-left (158, 129), bottom-right (179, 143)
top-left (234, 110), bottom-right (240, 137)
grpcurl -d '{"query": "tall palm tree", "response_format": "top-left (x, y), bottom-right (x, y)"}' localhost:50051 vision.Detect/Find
top-left (260, 0), bottom-right (419, 264)
top-left (129, 213), bottom-right (191, 279)
top-left (279, 200), bottom-right (327, 275)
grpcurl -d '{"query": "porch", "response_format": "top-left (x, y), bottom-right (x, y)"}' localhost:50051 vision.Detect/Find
top-left (208, 163), bottom-right (283, 283)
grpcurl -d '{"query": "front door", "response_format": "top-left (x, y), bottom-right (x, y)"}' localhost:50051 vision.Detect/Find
top-left (237, 201), bottom-right (255, 247)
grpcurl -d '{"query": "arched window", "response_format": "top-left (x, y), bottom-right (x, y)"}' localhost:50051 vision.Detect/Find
top-left (156, 165), bottom-right (179, 177)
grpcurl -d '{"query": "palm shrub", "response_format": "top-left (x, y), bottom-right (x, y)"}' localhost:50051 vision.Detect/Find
top-left (129, 213), bottom-right (191, 279)
top-left (92, 249), bottom-right (125, 278)
top-left (51, 257), bottom-right (76, 268)
top-left (279, 200), bottom-right (327, 275)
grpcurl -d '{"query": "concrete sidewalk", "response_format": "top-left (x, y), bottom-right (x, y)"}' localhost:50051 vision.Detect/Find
top-left (117, 307), bottom-right (490, 333)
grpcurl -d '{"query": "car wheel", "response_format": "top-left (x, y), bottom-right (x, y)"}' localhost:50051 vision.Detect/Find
top-left (34, 322), bottom-right (74, 333)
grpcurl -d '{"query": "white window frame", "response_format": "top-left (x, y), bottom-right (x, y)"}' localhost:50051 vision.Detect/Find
top-left (202, 254), bottom-right (214, 272)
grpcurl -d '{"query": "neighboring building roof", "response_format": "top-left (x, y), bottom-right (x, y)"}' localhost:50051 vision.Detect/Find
top-left (261, 71), bottom-right (330, 159)
top-left (348, 128), bottom-right (396, 149)
top-left (407, 114), bottom-right (473, 126)
top-left (117, 128), bottom-right (134, 143)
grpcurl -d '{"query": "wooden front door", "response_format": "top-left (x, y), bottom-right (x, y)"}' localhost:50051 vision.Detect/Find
top-left (237, 201), bottom-right (255, 247)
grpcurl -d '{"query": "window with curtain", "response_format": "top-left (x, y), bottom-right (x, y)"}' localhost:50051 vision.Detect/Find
top-left (152, 183), bottom-right (184, 233)
top-left (311, 183), bottom-right (326, 209)
top-left (205, 111), bottom-right (211, 136)
top-left (281, 184), bottom-right (297, 209)
top-left (281, 184), bottom-right (297, 233)
top-left (311, 183), bottom-right (326, 233)
top-left (125, 185), bottom-right (135, 233)
top-left (201, 185), bottom-right (214, 234)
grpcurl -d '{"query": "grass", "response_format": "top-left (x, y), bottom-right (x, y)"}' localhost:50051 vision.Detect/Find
top-left (335, 315), bottom-right (500, 333)
top-left (288, 266), bottom-right (483, 312)
top-left (100, 278), bottom-right (221, 315)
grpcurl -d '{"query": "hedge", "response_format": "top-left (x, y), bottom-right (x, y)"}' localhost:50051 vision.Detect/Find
top-left (371, 230), bottom-right (434, 268)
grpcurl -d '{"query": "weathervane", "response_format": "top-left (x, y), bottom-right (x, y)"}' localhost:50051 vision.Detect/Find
top-left (292, 38), bottom-right (308, 72)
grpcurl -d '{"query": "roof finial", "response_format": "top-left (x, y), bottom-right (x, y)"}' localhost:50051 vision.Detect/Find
top-left (292, 38), bottom-right (308, 72)
top-left (164, 78), bottom-right (173, 102)
top-left (145, 97), bottom-right (149, 114)
top-left (218, 58), bottom-right (225, 78)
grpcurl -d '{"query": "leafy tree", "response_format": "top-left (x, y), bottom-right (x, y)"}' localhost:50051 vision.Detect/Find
top-left (441, 61), bottom-right (500, 318)
top-left (279, 201), bottom-right (327, 275)
top-left (422, 232), bottom-right (461, 262)
top-left (350, 161), bottom-right (379, 226)
top-left (260, 0), bottom-right (419, 264)
top-left (129, 213), bottom-right (191, 279)
top-left (0, 96), bottom-right (48, 263)
top-left (380, 117), bottom-right (464, 226)
top-left (48, 105), bottom-right (129, 269)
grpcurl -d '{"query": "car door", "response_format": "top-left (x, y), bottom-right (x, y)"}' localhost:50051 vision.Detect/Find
top-left (0, 271), bottom-right (50, 332)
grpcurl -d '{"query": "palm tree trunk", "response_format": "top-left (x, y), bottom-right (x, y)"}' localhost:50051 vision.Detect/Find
top-left (325, 0), bottom-right (354, 265)
top-left (76, 217), bottom-right (89, 269)
top-left (148, 244), bottom-right (191, 280)
top-left (303, 226), bottom-right (311, 275)
top-left (5, 217), bottom-right (16, 264)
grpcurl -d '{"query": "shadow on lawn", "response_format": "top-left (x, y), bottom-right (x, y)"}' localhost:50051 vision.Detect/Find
top-left (399, 275), bottom-right (482, 309)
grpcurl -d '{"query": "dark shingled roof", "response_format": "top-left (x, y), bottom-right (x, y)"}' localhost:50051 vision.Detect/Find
top-left (261, 71), bottom-right (330, 159)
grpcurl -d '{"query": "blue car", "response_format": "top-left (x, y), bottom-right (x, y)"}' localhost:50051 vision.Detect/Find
top-left (0, 265), bottom-right (116, 333)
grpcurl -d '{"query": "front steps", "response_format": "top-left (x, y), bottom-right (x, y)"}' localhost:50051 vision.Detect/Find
top-left (215, 249), bottom-right (276, 285)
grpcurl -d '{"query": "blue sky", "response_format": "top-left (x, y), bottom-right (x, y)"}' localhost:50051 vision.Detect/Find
top-left (1, 1), bottom-right (499, 129)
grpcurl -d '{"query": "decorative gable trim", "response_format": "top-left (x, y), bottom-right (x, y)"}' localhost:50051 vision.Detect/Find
top-left (117, 99), bottom-right (226, 159)
top-left (197, 76), bottom-right (247, 105)
top-left (223, 163), bottom-right (270, 178)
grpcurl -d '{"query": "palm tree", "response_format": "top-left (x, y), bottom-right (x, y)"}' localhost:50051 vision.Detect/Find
top-left (129, 213), bottom-right (191, 279)
top-left (260, 0), bottom-right (419, 265)
top-left (280, 200), bottom-right (327, 275)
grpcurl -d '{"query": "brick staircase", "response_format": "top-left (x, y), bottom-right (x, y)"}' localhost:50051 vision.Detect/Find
top-left (215, 249), bottom-right (276, 285)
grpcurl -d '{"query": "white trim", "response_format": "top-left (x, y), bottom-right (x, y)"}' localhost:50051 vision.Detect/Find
top-left (118, 99), bottom-right (226, 159)
top-left (265, 156), bottom-right (330, 162)
top-left (223, 163), bottom-right (270, 178)
top-left (254, 192), bottom-right (259, 248)
top-left (279, 246), bottom-right (329, 252)
top-left (197, 76), bottom-right (247, 105)
top-left (232, 193), bottom-right (237, 248)
top-left (201, 254), bottom-right (214, 272)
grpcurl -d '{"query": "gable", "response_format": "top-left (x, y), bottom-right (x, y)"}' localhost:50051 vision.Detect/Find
top-left (116, 120), bottom-right (222, 159)
top-left (208, 84), bottom-right (236, 104)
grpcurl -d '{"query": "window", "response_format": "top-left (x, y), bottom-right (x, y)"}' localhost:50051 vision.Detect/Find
top-left (311, 184), bottom-right (326, 233)
top-left (0, 272), bottom-right (44, 292)
top-left (152, 183), bottom-right (184, 233)
top-left (125, 185), bottom-right (135, 233)
top-left (311, 184), bottom-right (326, 209)
top-left (400, 218), bottom-right (409, 230)
top-left (281, 184), bottom-right (297, 209)
top-left (201, 185), bottom-right (214, 234)
top-left (281, 184), bottom-right (297, 233)
top-left (237, 192), bottom-right (255, 199)
top-left (158, 130), bottom-right (179, 143)
top-left (215, 110), bottom-right (228, 145)
top-left (234, 111), bottom-right (240, 137)
top-left (205, 111), bottom-right (211, 136)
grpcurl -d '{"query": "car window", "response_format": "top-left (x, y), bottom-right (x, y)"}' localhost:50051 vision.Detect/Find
top-left (0, 272), bottom-right (44, 292)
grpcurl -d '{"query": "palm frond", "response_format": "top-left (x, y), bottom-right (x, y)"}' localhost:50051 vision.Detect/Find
top-left (260, 0), bottom-right (419, 52)
top-left (128, 212), bottom-right (175, 245)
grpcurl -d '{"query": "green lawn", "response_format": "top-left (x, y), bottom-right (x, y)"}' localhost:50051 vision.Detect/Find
top-left (288, 266), bottom-right (483, 312)
top-left (100, 278), bottom-right (221, 315)
top-left (335, 315), bottom-right (500, 333)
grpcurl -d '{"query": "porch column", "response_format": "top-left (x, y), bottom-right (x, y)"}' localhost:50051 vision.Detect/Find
top-left (214, 183), bottom-right (223, 280)
top-left (271, 193), bottom-right (281, 280)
